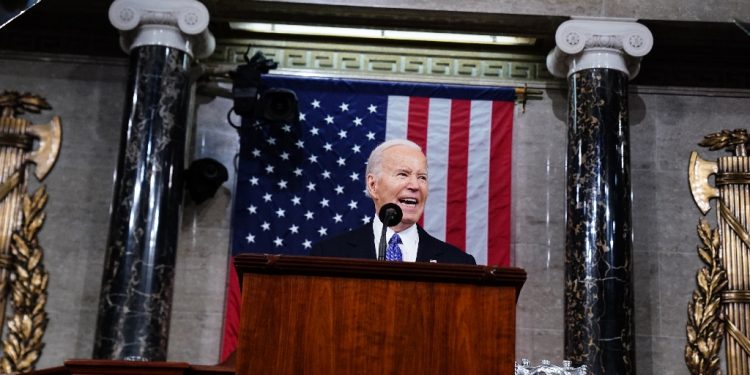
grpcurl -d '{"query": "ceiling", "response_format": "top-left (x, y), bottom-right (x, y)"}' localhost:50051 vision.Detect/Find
top-left (1, 0), bottom-right (749, 89)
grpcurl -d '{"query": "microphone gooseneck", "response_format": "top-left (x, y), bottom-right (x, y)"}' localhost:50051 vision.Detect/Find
top-left (377, 203), bottom-right (403, 260)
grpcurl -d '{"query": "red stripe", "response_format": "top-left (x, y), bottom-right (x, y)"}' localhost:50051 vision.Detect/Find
top-left (445, 100), bottom-right (470, 250)
top-left (488, 101), bottom-right (513, 266)
top-left (406, 97), bottom-right (429, 151)
top-left (220, 257), bottom-right (241, 360)
top-left (407, 97), bottom-right (429, 227)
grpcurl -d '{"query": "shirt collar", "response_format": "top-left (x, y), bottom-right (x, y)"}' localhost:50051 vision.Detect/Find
top-left (372, 214), bottom-right (419, 255)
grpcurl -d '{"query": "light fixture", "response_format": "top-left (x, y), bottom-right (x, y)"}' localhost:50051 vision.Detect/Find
top-left (734, 18), bottom-right (750, 37)
top-left (229, 22), bottom-right (536, 46)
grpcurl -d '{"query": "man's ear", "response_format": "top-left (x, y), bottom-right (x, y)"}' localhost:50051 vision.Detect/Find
top-left (366, 174), bottom-right (377, 198)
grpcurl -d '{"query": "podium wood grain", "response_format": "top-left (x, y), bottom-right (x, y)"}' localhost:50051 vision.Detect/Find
top-left (235, 254), bottom-right (526, 375)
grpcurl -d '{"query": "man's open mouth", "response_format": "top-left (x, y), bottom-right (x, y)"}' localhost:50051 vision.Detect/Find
top-left (398, 198), bottom-right (418, 207)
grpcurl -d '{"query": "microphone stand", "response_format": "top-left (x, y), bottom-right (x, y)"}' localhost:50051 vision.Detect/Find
top-left (377, 203), bottom-right (402, 261)
top-left (378, 221), bottom-right (388, 261)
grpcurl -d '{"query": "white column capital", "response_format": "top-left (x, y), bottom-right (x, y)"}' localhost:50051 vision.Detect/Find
top-left (109, 0), bottom-right (215, 59)
top-left (546, 17), bottom-right (653, 79)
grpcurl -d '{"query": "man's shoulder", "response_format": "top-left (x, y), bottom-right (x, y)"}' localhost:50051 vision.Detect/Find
top-left (318, 224), bottom-right (371, 244)
top-left (417, 227), bottom-right (476, 265)
top-left (310, 224), bottom-right (372, 256)
top-left (416, 226), bottom-right (458, 251)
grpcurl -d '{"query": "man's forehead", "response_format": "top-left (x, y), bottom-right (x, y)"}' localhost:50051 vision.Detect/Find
top-left (383, 153), bottom-right (427, 172)
top-left (383, 145), bottom-right (424, 158)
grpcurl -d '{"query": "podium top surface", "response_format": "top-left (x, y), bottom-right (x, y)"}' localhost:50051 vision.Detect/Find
top-left (234, 253), bottom-right (526, 294)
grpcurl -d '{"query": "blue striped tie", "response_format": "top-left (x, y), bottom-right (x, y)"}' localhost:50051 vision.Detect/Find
top-left (386, 233), bottom-right (402, 261)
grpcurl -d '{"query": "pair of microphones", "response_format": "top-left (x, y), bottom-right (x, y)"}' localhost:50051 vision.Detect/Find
top-left (377, 203), bottom-right (402, 261)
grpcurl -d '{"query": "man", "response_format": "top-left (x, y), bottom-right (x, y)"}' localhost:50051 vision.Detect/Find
top-left (311, 139), bottom-right (476, 265)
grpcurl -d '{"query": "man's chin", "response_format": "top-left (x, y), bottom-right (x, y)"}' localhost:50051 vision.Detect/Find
top-left (399, 215), bottom-right (421, 227)
top-left (393, 222), bottom-right (413, 232)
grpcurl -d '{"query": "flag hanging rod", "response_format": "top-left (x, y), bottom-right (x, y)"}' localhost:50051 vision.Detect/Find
top-left (194, 64), bottom-right (544, 113)
top-left (515, 84), bottom-right (543, 113)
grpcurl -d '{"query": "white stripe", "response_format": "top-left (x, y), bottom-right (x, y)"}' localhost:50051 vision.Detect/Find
top-left (423, 98), bottom-right (451, 240)
top-left (466, 100), bottom-right (492, 265)
top-left (385, 96), bottom-right (408, 140)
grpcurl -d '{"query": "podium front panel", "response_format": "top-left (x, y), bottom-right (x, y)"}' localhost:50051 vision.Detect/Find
top-left (234, 255), bottom-right (525, 374)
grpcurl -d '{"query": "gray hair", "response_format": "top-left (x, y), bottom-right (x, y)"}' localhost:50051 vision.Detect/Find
top-left (364, 138), bottom-right (423, 197)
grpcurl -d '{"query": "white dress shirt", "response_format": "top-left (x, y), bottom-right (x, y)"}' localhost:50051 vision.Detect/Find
top-left (371, 214), bottom-right (419, 262)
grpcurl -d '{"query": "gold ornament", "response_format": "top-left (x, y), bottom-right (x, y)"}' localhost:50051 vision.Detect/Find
top-left (698, 129), bottom-right (749, 155)
top-left (685, 218), bottom-right (727, 374)
top-left (688, 130), bottom-right (750, 375)
top-left (2, 188), bottom-right (49, 373)
top-left (0, 92), bottom-right (60, 372)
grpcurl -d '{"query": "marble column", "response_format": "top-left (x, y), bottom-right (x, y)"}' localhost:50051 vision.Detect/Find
top-left (93, 0), bottom-right (214, 360)
top-left (546, 18), bottom-right (653, 375)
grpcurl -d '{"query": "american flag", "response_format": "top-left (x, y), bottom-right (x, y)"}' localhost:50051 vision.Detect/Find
top-left (221, 75), bottom-right (515, 359)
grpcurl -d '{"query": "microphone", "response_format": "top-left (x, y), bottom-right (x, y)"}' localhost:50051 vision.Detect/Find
top-left (377, 203), bottom-right (403, 260)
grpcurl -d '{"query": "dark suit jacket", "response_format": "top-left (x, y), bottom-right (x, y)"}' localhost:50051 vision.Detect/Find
top-left (310, 224), bottom-right (476, 265)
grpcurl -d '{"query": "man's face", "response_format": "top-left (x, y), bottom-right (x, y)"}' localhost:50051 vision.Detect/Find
top-left (367, 145), bottom-right (428, 232)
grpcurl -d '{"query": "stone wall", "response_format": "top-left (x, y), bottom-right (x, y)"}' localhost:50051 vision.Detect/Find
top-left (1, 54), bottom-right (748, 374)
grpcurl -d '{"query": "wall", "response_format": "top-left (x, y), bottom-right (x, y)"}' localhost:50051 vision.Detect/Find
top-left (1, 54), bottom-right (749, 373)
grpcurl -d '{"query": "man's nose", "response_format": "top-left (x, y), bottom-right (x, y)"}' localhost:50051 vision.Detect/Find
top-left (405, 175), bottom-right (419, 190)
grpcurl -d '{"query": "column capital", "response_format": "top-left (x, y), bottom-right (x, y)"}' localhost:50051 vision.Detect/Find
top-left (109, 0), bottom-right (215, 59)
top-left (546, 17), bottom-right (653, 79)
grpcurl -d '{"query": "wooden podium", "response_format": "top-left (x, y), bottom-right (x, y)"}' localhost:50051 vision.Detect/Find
top-left (234, 254), bottom-right (526, 374)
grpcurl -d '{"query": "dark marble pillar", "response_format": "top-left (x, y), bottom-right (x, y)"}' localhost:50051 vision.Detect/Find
top-left (93, 45), bottom-right (191, 360)
top-left (565, 68), bottom-right (633, 373)
top-left (547, 18), bottom-right (653, 374)
top-left (95, 0), bottom-right (214, 360)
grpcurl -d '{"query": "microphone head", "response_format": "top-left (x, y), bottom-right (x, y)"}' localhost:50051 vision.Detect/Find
top-left (378, 203), bottom-right (403, 227)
